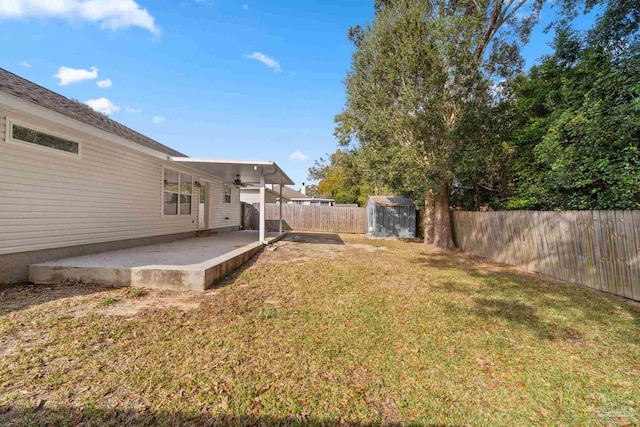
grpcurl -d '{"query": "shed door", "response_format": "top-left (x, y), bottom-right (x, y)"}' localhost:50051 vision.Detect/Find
top-left (367, 206), bottom-right (375, 234)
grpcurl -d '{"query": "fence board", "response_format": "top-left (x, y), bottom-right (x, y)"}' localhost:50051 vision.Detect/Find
top-left (631, 211), bottom-right (640, 301)
top-left (453, 210), bottom-right (640, 302)
top-left (259, 204), bottom-right (367, 234)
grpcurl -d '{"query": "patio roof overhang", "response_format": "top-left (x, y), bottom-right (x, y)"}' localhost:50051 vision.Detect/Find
top-left (170, 158), bottom-right (295, 186)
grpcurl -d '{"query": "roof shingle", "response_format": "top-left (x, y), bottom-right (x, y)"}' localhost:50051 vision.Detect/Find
top-left (271, 185), bottom-right (308, 199)
top-left (0, 68), bottom-right (186, 157)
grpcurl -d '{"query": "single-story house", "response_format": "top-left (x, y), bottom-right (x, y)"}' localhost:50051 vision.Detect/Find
top-left (272, 184), bottom-right (335, 206)
top-left (240, 185), bottom-right (290, 205)
top-left (0, 68), bottom-right (293, 285)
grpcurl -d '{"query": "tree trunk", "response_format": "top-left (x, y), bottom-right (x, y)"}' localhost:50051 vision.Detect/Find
top-left (424, 189), bottom-right (435, 244)
top-left (433, 183), bottom-right (456, 250)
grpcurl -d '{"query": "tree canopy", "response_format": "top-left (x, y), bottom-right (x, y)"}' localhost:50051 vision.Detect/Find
top-left (318, 0), bottom-right (639, 234)
top-left (334, 0), bottom-right (546, 247)
top-left (307, 149), bottom-right (387, 206)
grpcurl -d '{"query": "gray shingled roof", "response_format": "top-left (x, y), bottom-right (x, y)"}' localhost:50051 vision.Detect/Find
top-left (368, 196), bottom-right (415, 207)
top-left (271, 185), bottom-right (308, 199)
top-left (0, 68), bottom-right (186, 157)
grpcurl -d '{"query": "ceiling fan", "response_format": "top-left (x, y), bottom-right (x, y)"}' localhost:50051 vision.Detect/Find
top-left (233, 174), bottom-right (247, 188)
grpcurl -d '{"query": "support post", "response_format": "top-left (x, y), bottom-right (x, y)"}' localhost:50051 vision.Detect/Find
top-left (259, 173), bottom-right (266, 243)
top-left (279, 182), bottom-right (283, 234)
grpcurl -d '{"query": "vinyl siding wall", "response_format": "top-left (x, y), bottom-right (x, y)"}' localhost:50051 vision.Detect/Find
top-left (0, 105), bottom-right (239, 256)
top-left (240, 189), bottom-right (278, 204)
top-left (208, 179), bottom-right (241, 229)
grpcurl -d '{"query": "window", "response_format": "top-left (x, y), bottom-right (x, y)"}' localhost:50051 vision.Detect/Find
top-left (224, 185), bottom-right (232, 203)
top-left (8, 122), bottom-right (80, 155)
top-left (163, 168), bottom-right (192, 215)
top-left (180, 174), bottom-right (192, 214)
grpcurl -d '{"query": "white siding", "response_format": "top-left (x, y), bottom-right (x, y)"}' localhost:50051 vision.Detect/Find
top-left (240, 189), bottom-right (278, 204)
top-left (0, 106), bottom-right (237, 255)
top-left (208, 180), bottom-right (240, 229)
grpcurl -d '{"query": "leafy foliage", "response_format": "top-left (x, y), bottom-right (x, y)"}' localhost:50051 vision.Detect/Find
top-left (495, 4), bottom-right (640, 210)
top-left (329, 0), bottom-right (639, 212)
top-left (308, 149), bottom-right (387, 206)
top-left (335, 0), bottom-right (545, 247)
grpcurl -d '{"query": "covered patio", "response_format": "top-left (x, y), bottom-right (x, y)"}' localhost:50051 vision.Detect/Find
top-left (29, 159), bottom-right (294, 291)
top-left (173, 158), bottom-right (294, 243)
top-left (30, 231), bottom-right (284, 291)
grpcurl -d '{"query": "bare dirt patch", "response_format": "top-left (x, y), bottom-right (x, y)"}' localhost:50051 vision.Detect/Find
top-left (92, 288), bottom-right (203, 317)
top-left (257, 232), bottom-right (388, 263)
top-left (0, 283), bottom-right (110, 316)
top-left (0, 283), bottom-right (203, 319)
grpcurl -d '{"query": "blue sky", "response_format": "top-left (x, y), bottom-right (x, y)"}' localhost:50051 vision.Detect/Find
top-left (1, 1), bottom-right (595, 188)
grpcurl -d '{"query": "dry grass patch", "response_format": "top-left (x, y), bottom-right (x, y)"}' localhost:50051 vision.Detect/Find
top-left (1, 232), bottom-right (639, 426)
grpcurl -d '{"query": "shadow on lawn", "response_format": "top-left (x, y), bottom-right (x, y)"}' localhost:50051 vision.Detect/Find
top-left (414, 250), bottom-right (640, 343)
top-left (0, 405), bottom-right (441, 427)
top-left (210, 232), bottom-right (345, 290)
top-left (0, 283), bottom-right (112, 316)
top-left (283, 233), bottom-right (345, 245)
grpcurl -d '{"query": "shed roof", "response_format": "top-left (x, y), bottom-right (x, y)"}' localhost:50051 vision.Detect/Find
top-left (368, 196), bottom-right (415, 207)
top-left (0, 67), bottom-right (185, 157)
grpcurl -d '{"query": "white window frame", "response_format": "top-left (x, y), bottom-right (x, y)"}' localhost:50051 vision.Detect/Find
top-left (161, 166), bottom-right (193, 217)
top-left (223, 184), bottom-right (232, 204)
top-left (5, 118), bottom-right (82, 158)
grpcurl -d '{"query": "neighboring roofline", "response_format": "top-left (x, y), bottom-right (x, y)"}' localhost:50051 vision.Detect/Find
top-left (240, 187), bottom-right (288, 198)
top-left (271, 184), bottom-right (307, 199)
top-left (290, 198), bottom-right (335, 202)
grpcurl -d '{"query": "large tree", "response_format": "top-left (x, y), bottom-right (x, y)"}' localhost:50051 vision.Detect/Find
top-left (336, 0), bottom-right (545, 248)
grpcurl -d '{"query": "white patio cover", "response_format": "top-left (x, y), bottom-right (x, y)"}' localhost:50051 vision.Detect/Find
top-left (171, 157), bottom-right (294, 243)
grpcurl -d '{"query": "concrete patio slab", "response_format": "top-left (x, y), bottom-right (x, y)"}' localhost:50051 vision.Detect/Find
top-left (29, 231), bottom-right (284, 291)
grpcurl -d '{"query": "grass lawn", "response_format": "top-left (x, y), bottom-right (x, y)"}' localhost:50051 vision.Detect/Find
top-left (1, 232), bottom-right (639, 426)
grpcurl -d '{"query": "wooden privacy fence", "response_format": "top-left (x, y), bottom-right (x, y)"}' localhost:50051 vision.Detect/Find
top-left (453, 211), bottom-right (640, 302)
top-left (241, 202), bottom-right (259, 231)
top-left (263, 203), bottom-right (366, 234)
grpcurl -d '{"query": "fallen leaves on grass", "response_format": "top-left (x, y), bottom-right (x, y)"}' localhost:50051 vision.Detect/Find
top-left (0, 232), bottom-right (638, 426)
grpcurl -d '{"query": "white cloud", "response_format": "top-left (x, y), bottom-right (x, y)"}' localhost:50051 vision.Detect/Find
top-left (125, 106), bottom-right (142, 113)
top-left (53, 66), bottom-right (98, 86)
top-left (0, 0), bottom-right (159, 35)
top-left (152, 116), bottom-right (165, 124)
top-left (242, 4), bottom-right (249, 10)
top-left (20, 60), bottom-right (30, 68)
top-left (245, 52), bottom-right (281, 72)
top-left (96, 78), bottom-right (112, 88)
top-left (289, 150), bottom-right (309, 161)
top-left (85, 97), bottom-right (120, 115)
